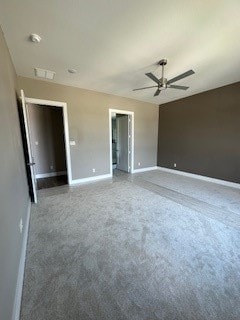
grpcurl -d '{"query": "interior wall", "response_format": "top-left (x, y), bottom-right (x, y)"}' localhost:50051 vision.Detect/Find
top-left (0, 28), bottom-right (29, 319)
top-left (157, 81), bottom-right (240, 183)
top-left (27, 104), bottom-right (66, 176)
top-left (17, 77), bottom-right (159, 180)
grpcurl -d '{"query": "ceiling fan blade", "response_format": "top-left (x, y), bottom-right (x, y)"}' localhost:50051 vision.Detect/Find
top-left (133, 85), bottom-right (158, 91)
top-left (145, 72), bottom-right (160, 84)
top-left (154, 88), bottom-right (161, 96)
top-left (168, 85), bottom-right (189, 90)
top-left (167, 69), bottom-right (195, 84)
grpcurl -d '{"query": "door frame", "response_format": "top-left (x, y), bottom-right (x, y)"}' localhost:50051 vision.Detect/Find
top-left (24, 97), bottom-right (72, 185)
top-left (109, 108), bottom-right (134, 176)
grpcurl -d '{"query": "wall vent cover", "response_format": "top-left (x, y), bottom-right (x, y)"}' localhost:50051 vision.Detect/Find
top-left (34, 68), bottom-right (55, 80)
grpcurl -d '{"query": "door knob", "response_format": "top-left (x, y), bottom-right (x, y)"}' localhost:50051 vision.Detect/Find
top-left (27, 162), bottom-right (36, 166)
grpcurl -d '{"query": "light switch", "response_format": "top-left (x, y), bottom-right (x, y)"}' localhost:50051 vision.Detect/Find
top-left (70, 141), bottom-right (76, 146)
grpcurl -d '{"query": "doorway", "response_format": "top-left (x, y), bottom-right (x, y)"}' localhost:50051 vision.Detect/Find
top-left (109, 109), bottom-right (134, 176)
top-left (27, 104), bottom-right (68, 190)
top-left (20, 90), bottom-right (72, 203)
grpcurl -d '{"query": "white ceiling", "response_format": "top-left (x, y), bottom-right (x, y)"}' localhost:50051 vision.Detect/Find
top-left (1, 0), bottom-right (240, 105)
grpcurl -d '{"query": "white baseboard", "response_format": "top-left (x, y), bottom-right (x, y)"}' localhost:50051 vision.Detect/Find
top-left (12, 200), bottom-right (31, 320)
top-left (157, 166), bottom-right (240, 190)
top-left (35, 171), bottom-right (67, 179)
top-left (70, 173), bottom-right (112, 185)
top-left (133, 166), bottom-right (158, 173)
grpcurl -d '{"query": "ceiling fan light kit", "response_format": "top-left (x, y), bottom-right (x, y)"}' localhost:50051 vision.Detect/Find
top-left (133, 59), bottom-right (195, 97)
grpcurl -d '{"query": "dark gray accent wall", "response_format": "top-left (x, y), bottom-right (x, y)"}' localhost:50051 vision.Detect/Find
top-left (0, 28), bottom-right (29, 319)
top-left (158, 82), bottom-right (240, 183)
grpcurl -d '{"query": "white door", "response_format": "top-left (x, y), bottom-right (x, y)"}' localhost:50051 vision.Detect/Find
top-left (116, 115), bottom-right (129, 172)
top-left (21, 90), bottom-right (37, 203)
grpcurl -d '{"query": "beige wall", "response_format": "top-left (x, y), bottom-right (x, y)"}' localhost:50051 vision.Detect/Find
top-left (18, 77), bottom-right (159, 180)
top-left (0, 29), bottom-right (29, 319)
top-left (27, 104), bottom-right (66, 175)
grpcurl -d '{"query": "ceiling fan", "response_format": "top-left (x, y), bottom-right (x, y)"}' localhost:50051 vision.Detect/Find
top-left (133, 59), bottom-right (195, 96)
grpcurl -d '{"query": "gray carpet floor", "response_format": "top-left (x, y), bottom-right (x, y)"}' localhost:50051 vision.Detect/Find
top-left (20, 170), bottom-right (240, 320)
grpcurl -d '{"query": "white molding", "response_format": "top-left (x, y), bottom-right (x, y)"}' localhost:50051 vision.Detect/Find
top-left (24, 97), bottom-right (66, 107)
top-left (35, 171), bottom-right (67, 179)
top-left (109, 108), bottom-right (134, 177)
top-left (70, 173), bottom-right (112, 185)
top-left (157, 166), bottom-right (240, 190)
top-left (12, 201), bottom-right (31, 320)
top-left (24, 96), bottom-right (73, 185)
top-left (133, 166), bottom-right (158, 173)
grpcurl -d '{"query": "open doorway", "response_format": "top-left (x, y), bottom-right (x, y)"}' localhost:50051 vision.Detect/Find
top-left (20, 90), bottom-right (72, 202)
top-left (109, 109), bottom-right (134, 176)
top-left (27, 103), bottom-right (67, 190)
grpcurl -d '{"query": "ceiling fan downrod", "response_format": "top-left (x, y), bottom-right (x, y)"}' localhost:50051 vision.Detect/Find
top-left (159, 59), bottom-right (167, 89)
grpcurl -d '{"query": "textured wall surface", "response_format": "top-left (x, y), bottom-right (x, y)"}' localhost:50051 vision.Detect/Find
top-left (18, 76), bottom-right (159, 180)
top-left (0, 28), bottom-right (29, 319)
top-left (158, 82), bottom-right (240, 183)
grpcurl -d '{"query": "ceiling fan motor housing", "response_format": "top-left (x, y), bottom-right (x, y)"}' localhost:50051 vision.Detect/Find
top-left (160, 77), bottom-right (168, 89)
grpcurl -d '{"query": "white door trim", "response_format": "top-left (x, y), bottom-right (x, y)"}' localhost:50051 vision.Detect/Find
top-left (24, 97), bottom-right (72, 185)
top-left (109, 109), bottom-right (134, 176)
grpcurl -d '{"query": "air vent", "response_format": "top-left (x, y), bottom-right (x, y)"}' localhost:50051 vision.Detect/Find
top-left (34, 68), bottom-right (55, 80)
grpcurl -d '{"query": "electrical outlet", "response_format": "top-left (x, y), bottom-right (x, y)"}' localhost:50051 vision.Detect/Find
top-left (138, 162), bottom-right (141, 167)
top-left (19, 218), bottom-right (23, 234)
top-left (50, 165), bottom-right (53, 170)
top-left (92, 168), bottom-right (95, 173)
top-left (174, 163), bottom-right (177, 168)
